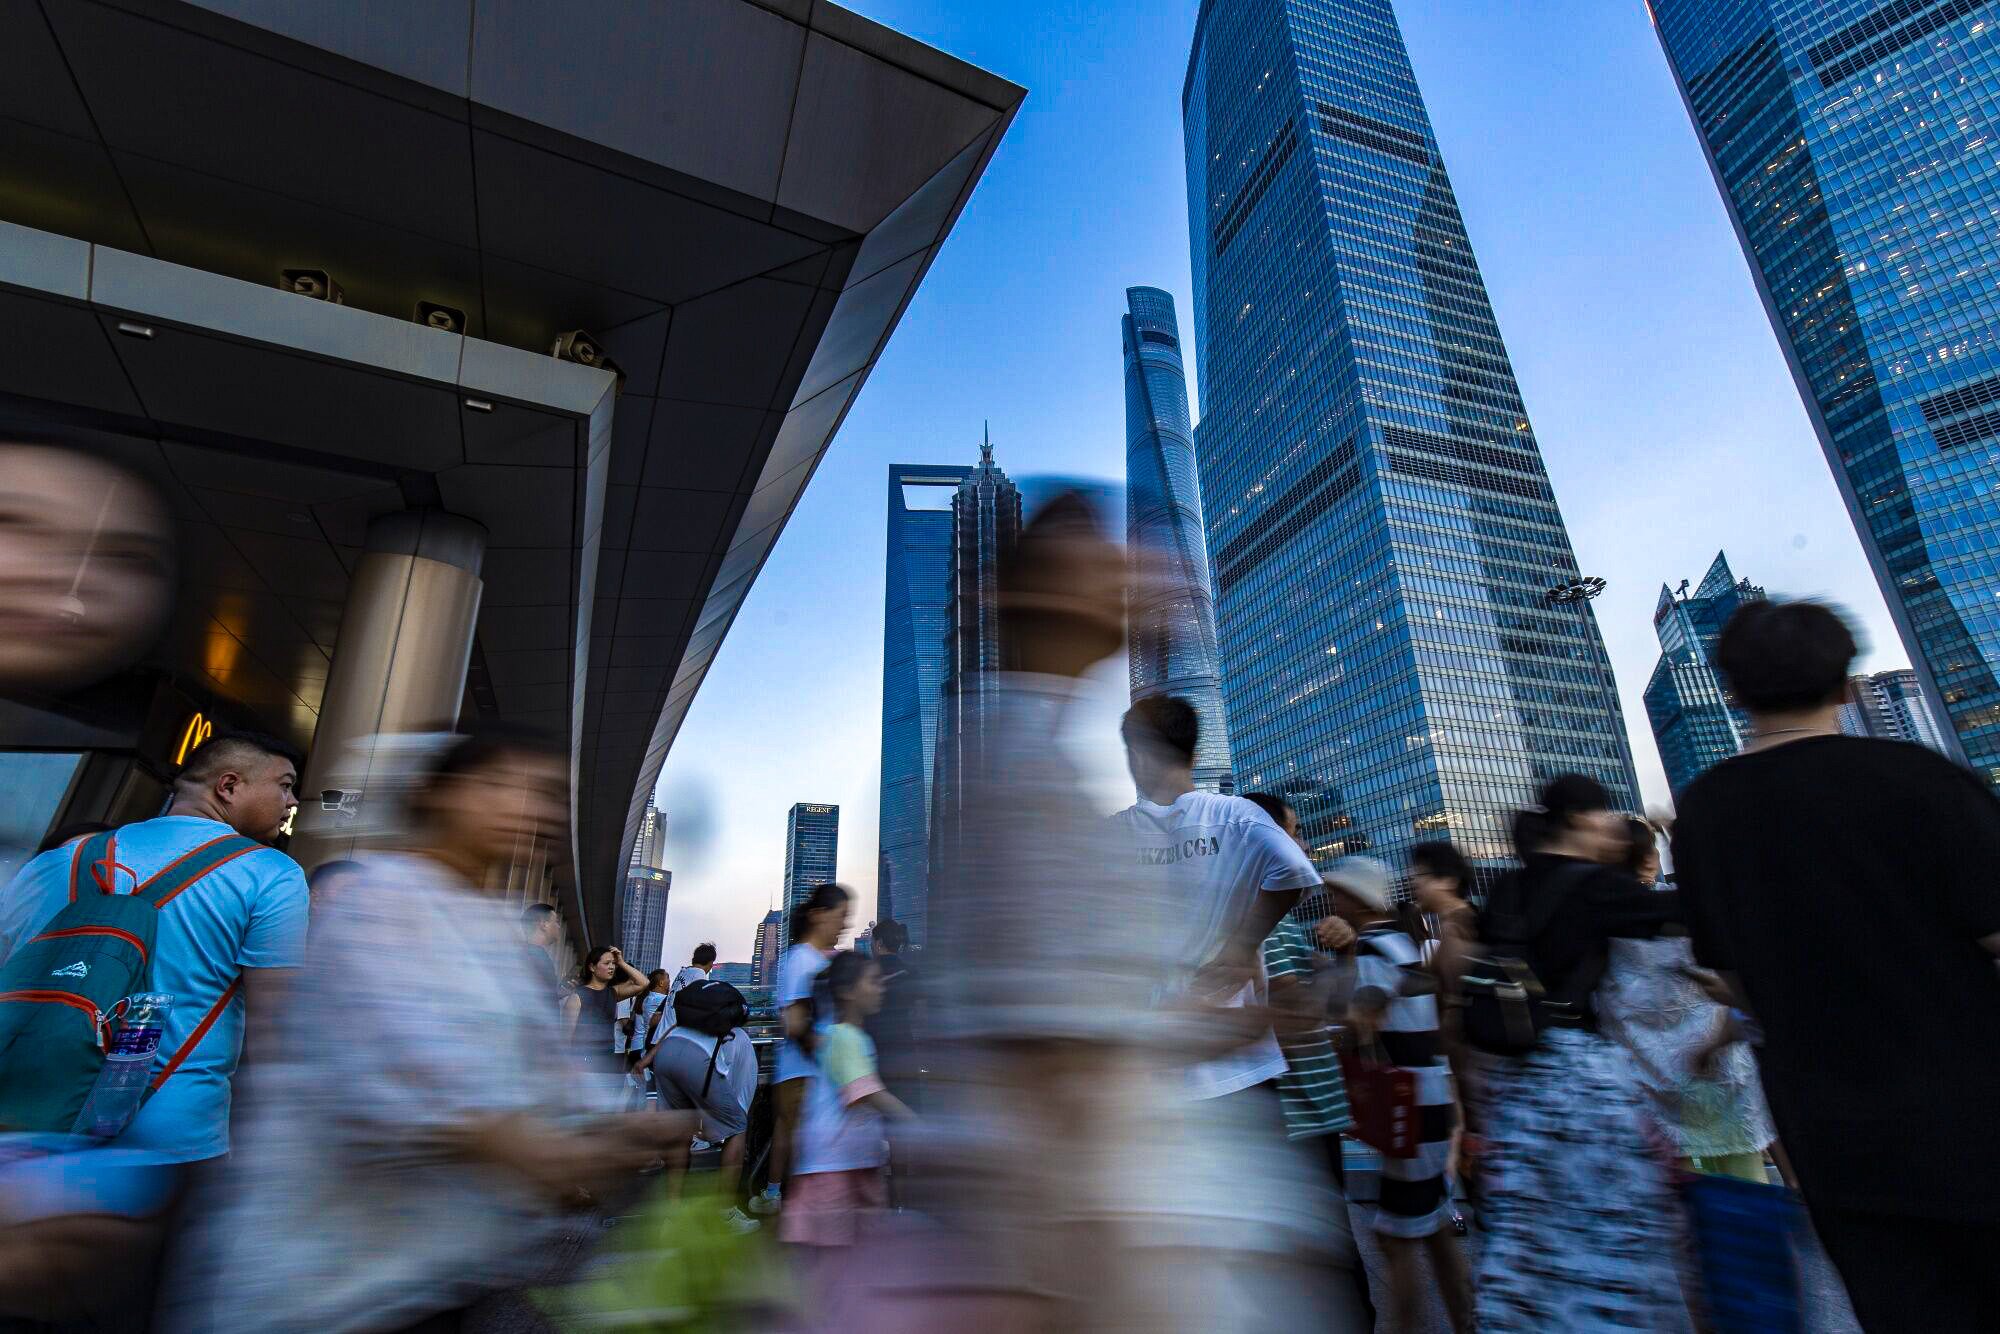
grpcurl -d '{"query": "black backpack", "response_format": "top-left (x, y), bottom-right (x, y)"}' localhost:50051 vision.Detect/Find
top-left (1453, 863), bottom-right (1590, 1056)
top-left (660, 979), bottom-right (748, 1099)
top-left (672, 979), bottom-right (748, 1038)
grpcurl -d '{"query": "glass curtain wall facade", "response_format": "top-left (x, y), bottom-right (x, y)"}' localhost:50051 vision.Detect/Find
top-left (1644, 552), bottom-right (1765, 795)
top-left (1125, 286), bottom-right (1236, 791)
top-left (928, 440), bottom-right (1022, 886)
top-left (618, 867), bottom-right (671, 971)
top-left (1183, 0), bottom-right (1640, 876)
top-left (878, 465), bottom-right (971, 946)
top-left (1652, 0), bottom-right (2000, 785)
top-left (782, 802), bottom-right (839, 916)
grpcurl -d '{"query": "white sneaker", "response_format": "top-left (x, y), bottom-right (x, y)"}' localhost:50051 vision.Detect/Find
top-left (721, 1206), bottom-right (761, 1234)
top-left (747, 1185), bottom-right (782, 1215)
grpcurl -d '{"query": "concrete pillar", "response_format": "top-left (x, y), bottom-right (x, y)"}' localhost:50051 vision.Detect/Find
top-left (291, 510), bottom-right (485, 872)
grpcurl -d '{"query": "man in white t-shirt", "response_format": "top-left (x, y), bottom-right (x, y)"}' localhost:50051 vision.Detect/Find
top-left (1114, 695), bottom-right (1320, 1100)
top-left (1113, 694), bottom-right (1369, 1328)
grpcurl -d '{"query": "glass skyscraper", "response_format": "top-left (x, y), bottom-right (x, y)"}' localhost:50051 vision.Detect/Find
top-left (1125, 286), bottom-right (1236, 792)
top-left (928, 438), bottom-right (1022, 878)
top-left (782, 802), bottom-right (839, 916)
top-left (1183, 0), bottom-right (1639, 873)
top-left (1652, 0), bottom-right (2000, 785)
top-left (1644, 552), bottom-right (1766, 796)
top-left (619, 866), bottom-right (671, 971)
top-left (877, 463), bottom-right (971, 945)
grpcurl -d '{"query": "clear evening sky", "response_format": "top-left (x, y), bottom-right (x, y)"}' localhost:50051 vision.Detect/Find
top-left (655, 0), bottom-right (1904, 967)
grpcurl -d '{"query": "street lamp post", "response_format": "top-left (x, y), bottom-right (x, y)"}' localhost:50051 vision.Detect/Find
top-left (1544, 574), bottom-right (1640, 797)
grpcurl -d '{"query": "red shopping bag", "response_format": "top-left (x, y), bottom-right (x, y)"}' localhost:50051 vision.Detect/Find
top-left (1339, 1043), bottom-right (1419, 1159)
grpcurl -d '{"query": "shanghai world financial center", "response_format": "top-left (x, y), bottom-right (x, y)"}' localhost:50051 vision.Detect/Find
top-left (1653, 0), bottom-right (2000, 785)
top-left (1184, 0), bottom-right (1638, 869)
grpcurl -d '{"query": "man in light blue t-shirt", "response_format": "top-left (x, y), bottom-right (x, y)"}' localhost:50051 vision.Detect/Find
top-left (0, 730), bottom-right (308, 1163)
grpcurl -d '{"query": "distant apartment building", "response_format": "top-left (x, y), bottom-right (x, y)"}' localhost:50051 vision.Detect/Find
top-left (1840, 670), bottom-right (1949, 753)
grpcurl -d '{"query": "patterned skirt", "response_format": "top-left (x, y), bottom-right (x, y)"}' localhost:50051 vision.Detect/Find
top-left (1471, 1029), bottom-right (1687, 1332)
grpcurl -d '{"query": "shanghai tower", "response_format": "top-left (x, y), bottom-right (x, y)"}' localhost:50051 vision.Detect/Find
top-left (1125, 287), bottom-right (1235, 791)
top-left (1184, 0), bottom-right (1639, 872)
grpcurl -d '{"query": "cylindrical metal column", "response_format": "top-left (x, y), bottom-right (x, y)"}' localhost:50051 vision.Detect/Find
top-left (291, 510), bottom-right (485, 872)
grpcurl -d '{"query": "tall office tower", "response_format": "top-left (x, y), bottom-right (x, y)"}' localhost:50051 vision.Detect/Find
top-left (1652, 2), bottom-right (2000, 784)
top-left (782, 802), bottom-right (840, 916)
top-left (1124, 286), bottom-right (1236, 792)
top-left (878, 463), bottom-right (974, 946)
top-left (749, 908), bottom-right (785, 987)
top-left (1840, 669), bottom-right (1950, 752)
top-left (928, 435), bottom-right (1022, 890)
top-left (628, 796), bottom-right (664, 871)
top-left (1182, 0), bottom-right (1640, 874)
top-left (618, 866), bottom-right (671, 971)
top-left (1644, 553), bottom-right (1767, 796)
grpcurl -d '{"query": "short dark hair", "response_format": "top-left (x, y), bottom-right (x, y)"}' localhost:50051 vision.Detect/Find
top-left (1122, 695), bottom-right (1199, 764)
top-left (691, 941), bottom-right (717, 967)
top-left (1240, 792), bottom-right (1294, 828)
top-left (521, 902), bottom-right (558, 930)
top-left (1409, 841), bottom-right (1470, 887)
top-left (873, 918), bottom-right (909, 953)
top-left (1715, 599), bottom-right (1856, 714)
top-left (1538, 773), bottom-right (1611, 834)
top-left (823, 949), bottom-right (877, 1009)
top-left (174, 729), bottom-right (304, 789)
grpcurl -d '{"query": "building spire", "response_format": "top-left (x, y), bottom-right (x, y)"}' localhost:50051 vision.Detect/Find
top-left (981, 420), bottom-right (993, 468)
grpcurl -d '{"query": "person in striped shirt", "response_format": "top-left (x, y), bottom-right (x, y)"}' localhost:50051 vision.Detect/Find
top-left (1332, 855), bottom-right (1474, 1334)
top-left (1244, 792), bottom-right (1377, 1329)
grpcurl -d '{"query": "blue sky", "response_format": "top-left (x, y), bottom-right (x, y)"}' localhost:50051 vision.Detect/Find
top-left (654, 0), bottom-right (1904, 966)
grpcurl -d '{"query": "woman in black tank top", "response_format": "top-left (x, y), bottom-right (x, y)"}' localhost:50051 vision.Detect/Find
top-left (564, 945), bottom-right (650, 1071)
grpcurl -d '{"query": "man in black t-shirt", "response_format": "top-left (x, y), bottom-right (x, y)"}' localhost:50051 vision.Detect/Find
top-left (1673, 600), bottom-right (2000, 1331)
top-left (866, 918), bottom-right (924, 1106)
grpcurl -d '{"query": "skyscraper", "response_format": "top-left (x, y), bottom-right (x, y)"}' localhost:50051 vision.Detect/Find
top-left (1182, 0), bottom-right (1639, 872)
top-left (618, 866), bottom-right (671, 971)
top-left (749, 908), bottom-right (785, 987)
top-left (1651, 2), bottom-right (2000, 784)
top-left (878, 463), bottom-right (973, 946)
top-left (1124, 286), bottom-right (1236, 792)
top-left (783, 802), bottom-right (840, 916)
top-left (629, 796), bottom-right (664, 871)
top-left (928, 434), bottom-right (1022, 888)
top-left (1840, 669), bottom-right (1949, 753)
top-left (1644, 553), bottom-right (1766, 796)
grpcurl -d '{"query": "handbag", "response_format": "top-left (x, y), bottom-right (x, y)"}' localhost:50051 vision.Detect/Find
top-left (1338, 1038), bottom-right (1419, 1159)
top-left (1679, 1170), bottom-right (1803, 1333)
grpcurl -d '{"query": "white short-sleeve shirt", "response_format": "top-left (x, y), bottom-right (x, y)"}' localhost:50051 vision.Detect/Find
top-left (1115, 791), bottom-right (1322, 1100)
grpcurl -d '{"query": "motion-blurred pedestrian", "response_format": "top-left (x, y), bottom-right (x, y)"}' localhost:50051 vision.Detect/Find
top-left (1467, 774), bottom-right (1686, 1331)
top-left (1595, 816), bottom-right (1774, 1182)
top-left (1330, 856), bottom-right (1472, 1334)
top-left (753, 882), bottom-right (849, 1217)
top-left (166, 724), bottom-right (688, 1334)
top-left (1673, 599), bottom-right (2000, 1329)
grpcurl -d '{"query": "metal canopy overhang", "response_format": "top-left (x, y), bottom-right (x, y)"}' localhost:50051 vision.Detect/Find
top-left (0, 0), bottom-right (1024, 943)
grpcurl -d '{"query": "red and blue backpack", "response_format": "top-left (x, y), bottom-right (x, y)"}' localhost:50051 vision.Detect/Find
top-left (0, 828), bottom-right (259, 1134)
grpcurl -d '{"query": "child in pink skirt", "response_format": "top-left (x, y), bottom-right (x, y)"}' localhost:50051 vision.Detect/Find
top-left (780, 950), bottom-right (913, 1249)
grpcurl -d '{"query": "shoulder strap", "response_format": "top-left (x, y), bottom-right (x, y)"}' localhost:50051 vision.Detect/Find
top-left (135, 835), bottom-right (261, 908)
top-left (148, 977), bottom-right (241, 1093)
top-left (68, 830), bottom-right (121, 901)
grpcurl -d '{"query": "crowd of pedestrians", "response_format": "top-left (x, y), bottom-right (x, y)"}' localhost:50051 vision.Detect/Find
top-left (0, 489), bottom-right (1994, 1332)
